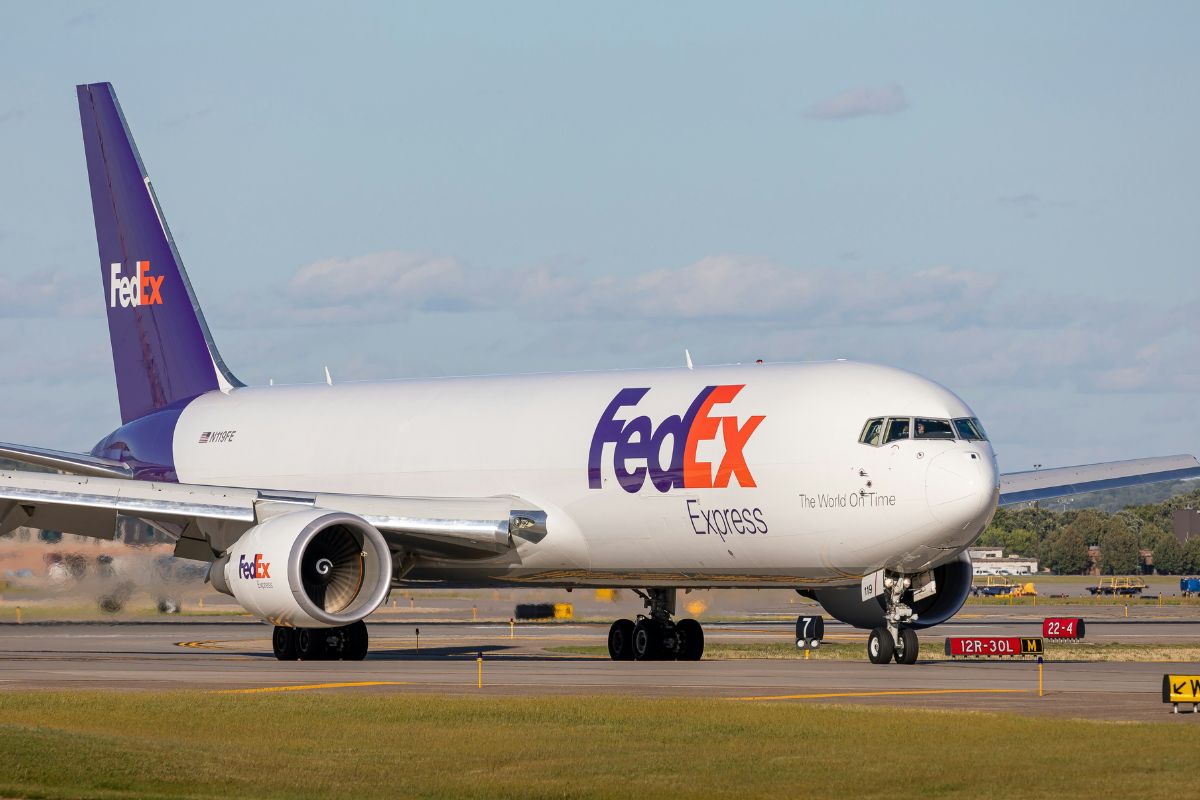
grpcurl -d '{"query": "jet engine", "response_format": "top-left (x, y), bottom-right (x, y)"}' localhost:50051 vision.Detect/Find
top-left (809, 551), bottom-right (973, 630)
top-left (209, 509), bottom-right (393, 628)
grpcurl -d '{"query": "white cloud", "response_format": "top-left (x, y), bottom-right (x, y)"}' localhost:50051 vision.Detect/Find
top-left (228, 250), bottom-right (1199, 409)
top-left (808, 85), bottom-right (908, 120)
top-left (282, 251), bottom-right (488, 324)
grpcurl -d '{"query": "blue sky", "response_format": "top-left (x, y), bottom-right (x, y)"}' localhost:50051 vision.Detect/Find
top-left (0, 2), bottom-right (1196, 471)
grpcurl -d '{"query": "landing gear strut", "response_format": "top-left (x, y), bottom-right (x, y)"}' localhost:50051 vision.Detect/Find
top-left (867, 574), bottom-right (920, 665)
top-left (607, 588), bottom-right (704, 661)
top-left (272, 621), bottom-right (370, 661)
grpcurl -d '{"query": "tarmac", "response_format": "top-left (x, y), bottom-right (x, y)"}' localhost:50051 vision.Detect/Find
top-left (2, 607), bottom-right (1199, 723)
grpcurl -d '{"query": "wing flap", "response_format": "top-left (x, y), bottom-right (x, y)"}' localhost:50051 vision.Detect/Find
top-left (999, 454), bottom-right (1200, 507)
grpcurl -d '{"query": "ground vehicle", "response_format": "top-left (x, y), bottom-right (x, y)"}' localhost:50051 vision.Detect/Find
top-left (1180, 578), bottom-right (1200, 596)
top-left (971, 576), bottom-right (1036, 597)
top-left (1087, 576), bottom-right (1146, 596)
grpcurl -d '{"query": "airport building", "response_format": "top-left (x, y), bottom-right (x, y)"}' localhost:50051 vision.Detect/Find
top-left (967, 547), bottom-right (1038, 575)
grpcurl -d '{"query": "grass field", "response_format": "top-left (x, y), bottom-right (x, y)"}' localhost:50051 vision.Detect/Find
top-left (0, 691), bottom-right (1197, 799)
top-left (548, 641), bottom-right (1200, 662)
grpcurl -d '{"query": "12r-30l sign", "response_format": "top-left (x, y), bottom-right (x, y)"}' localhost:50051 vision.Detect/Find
top-left (944, 637), bottom-right (1044, 657)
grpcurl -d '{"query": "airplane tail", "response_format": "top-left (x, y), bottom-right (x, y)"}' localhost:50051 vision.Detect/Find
top-left (76, 82), bottom-right (241, 425)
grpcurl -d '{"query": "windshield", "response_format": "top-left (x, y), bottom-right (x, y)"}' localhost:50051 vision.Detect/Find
top-left (953, 417), bottom-right (988, 441)
top-left (914, 418), bottom-right (955, 440)
top-left (883, 417), bottom-right (910, 443)
top-left (859, 418), bottom-right (884, 446)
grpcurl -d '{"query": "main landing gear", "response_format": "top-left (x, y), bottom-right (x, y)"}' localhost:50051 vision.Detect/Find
top-left (272, 621), bottom-right (369, 661)
top-left (607, 588), bottom-right (704, 661)
top-left (867, 574), bottom-right (920, 665)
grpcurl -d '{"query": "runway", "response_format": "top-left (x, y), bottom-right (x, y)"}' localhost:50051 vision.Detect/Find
top-left (2, 615), bottom-right (1199, 722)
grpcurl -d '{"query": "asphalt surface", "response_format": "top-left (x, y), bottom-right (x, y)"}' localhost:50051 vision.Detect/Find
top-left (2, 612), bottom-right (1199, 723)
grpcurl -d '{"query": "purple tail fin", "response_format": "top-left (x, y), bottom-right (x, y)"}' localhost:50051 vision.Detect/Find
top-left (77, 82), bottom-right (241, 424)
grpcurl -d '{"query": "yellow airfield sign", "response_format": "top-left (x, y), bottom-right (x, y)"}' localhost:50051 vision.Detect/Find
top-left (1161, 675), bottom-right (1200, 704)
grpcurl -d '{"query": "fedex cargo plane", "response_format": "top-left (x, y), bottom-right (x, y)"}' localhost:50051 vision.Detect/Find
top-left (2, 83), bottom-right (1197, 664)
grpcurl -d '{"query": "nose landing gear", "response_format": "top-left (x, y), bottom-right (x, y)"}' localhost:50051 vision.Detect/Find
top-left (867, 574), bottom-right (921, 665)
top-left (606, 588), bottom-right (704, 661)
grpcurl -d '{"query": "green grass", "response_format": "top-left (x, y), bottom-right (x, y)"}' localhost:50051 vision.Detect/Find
top-left (0, 691), bottom-right (1197, 799)
top-left (547, 641), bottom-right (1200, 662)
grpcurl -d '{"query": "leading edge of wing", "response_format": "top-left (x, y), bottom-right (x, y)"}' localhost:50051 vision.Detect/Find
top-left (998, 454), bottom-right (1200, 507)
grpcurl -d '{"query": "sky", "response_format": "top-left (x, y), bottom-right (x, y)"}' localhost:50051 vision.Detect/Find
top-left (0, 2), bottom-right (1197, 471)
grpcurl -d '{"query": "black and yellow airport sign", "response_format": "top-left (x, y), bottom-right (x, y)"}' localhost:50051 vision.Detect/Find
top-left (1162, 674), bottom-right (1200, 704)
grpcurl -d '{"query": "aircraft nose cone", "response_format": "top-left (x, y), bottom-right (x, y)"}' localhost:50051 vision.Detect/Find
top-left (926, 449), bottom-right (999, 531)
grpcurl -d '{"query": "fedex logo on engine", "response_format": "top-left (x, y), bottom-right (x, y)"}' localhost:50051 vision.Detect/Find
top-left (108, 261), bottom-right (164, 308)
top-left (238, 553), bottom-right (271, 580)
top-left (588, 385), bottom-right (765, 494)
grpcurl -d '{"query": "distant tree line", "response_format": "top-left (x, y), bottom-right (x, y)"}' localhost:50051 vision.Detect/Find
top-left (980, 487), bottom-right (1200, 575)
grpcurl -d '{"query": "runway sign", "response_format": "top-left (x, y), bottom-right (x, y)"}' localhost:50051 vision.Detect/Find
top-left (1162, 674), bottom-right (1200, 704)
top-left (944, 636), bottom-right (1044, 657)
top-left (1042, 617), bottom-right (1085, 640)
top-left (795, 615), bottom-right (824, 649)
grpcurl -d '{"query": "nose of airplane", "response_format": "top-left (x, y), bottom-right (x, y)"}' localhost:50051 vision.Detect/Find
top-left (926, 449), bottom-right (999, 534)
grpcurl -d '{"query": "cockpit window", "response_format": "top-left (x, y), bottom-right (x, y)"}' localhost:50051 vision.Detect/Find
top-left (953, 417), bottom-right (988, 441)
top-left (883, 417), bottom-right (910, 443)
top-left (914, 418), bottom-right (955, 440)
top-left (859, 418), bottom-right (884, 446)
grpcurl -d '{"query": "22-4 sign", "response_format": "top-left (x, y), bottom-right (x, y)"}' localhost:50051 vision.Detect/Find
top-left (1042, 618), bottom-right (1085, 640)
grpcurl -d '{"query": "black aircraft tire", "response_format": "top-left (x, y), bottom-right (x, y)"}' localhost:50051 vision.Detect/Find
top-left (867, 627), bottom-right (894, 665)
top-left (633, 619), bottom-right (664, 661)
top-left (272, 626), bottom-right (299, 661)
top-left (608, 619), bottom-right (636, 660)
top-left (342, 621), bottom-right (369, 661)
top-left (296, 628), bottom-right (327, 661)
top-left (676, 618), bottom-right (704, 661)
top-left (894, 628), bottom-right (919, 665)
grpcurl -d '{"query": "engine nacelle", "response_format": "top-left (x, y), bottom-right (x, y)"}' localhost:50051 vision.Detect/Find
top-left (810, 551), bottom-right (974, 630)
top-left (210, 509), bottom-right (393, 628)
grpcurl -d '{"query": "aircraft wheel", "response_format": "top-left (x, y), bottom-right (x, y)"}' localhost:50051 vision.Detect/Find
top-left (608, 619), bottom-right (635, 660)
top-left (676, 618), bottom-right (704, 661)
top-left (633, 618), bottom-right (665, 661)
top-left (341, 621), bottom-right (369, 661)
top-left (867, 627), bottom-right (894, 665)
top-left (296, 628), bottom-right (327, 661)
top-left (272, 626), bottom-right (298, 661)
top-left (893, 628), bottom-right (919, 665)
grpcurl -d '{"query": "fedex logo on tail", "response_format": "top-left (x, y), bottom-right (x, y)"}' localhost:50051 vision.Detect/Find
top-left (108, 261), bottom-right (164, 307)
top-left (589, 385), bottom-right (765, 494)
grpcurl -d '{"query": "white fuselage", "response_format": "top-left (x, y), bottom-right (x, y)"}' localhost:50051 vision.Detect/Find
top-left (170, 361), bottom-right (999, 588)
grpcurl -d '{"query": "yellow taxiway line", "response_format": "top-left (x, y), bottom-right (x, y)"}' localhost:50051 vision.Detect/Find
top-left (213, 681), bottom-right (411, 695)
top-left (737, 688), bottom-right (1028, 702)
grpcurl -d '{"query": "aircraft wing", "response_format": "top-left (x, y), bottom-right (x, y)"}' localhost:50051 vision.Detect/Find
top-left (0, 469), bottom-right (546, 561)
top-left (0, 441), bottom-right (133, 478)
top-left (998, 454), bottom-right (1200, 507)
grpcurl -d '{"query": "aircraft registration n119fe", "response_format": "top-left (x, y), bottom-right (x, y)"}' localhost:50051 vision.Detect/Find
top-left (2, 83), bottom-right (1197, 664)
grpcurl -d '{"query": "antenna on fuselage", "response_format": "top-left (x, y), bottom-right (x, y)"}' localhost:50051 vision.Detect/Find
top-left (684, 349), bottom-right (694, 370)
